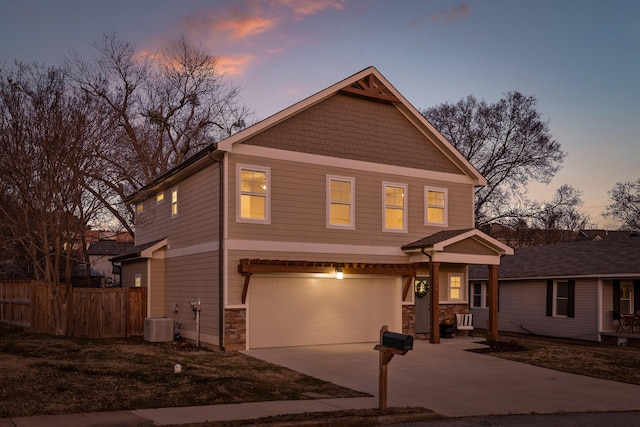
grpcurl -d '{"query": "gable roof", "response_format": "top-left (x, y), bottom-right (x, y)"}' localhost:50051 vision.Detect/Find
top-left (217, 66), bottom-right (486, 186)
top-left (402, 228), bottom-right (513, 255)
top-left (128, 66), bottom-right (487, 204)
top-left (110, 238), bottom-right (167, 262)
top-left (469, 236), bottom-right (640, 280)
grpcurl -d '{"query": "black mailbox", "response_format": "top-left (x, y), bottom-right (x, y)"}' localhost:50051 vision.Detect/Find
top-left (382, 331), bottom-right (413, 351)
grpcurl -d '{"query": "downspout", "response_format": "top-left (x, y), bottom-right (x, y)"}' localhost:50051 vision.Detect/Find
top-left (209, 151), bottom-right (226, 352)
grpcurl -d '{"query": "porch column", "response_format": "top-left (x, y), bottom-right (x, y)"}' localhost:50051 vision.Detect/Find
top-left (430, 262), bottom-right (440, 344)
top-left (488, 264), bottom-right (499, 340)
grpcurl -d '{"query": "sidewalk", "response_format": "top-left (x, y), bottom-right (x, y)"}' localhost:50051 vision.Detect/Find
top-left (2, 397), bottom-right (434, 427)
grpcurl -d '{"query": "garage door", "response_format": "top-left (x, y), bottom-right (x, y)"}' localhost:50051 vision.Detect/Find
top-left (248, 276), bottom-right (400, 348)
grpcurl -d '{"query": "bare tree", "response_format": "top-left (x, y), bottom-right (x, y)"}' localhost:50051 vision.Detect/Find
top-left (65, 34), bottom-right (253, 233)
top-left (0, 63), bottom-right (104, 332)
top-left (421, 92), bottom-right (565, 226)
top-left (531, 185), bottom-right (590, 244)
top-left (604, 179), bottom-right (640, 231)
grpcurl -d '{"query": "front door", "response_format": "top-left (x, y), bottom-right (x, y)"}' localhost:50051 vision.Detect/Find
top-left (414, 278), bottom-right (430, 333)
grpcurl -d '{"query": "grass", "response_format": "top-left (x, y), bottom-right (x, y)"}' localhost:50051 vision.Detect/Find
top-left (472, 331), bottom-right (640, 385)
top-left (3, 326), bottom-right (640, 424)
top-left (0, 326), bottom-right (368, 418)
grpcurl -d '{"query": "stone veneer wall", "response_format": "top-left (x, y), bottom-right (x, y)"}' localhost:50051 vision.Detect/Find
top-left (402, 305), bottom-right (416, 336)
top-left (224, 308), bottom-right (246, 351)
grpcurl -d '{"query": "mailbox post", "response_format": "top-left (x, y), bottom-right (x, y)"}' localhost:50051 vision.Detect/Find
top-left (373, 325), bottom-right (413, 410)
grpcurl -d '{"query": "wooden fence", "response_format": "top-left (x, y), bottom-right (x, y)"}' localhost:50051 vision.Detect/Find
top-left (0, 280), bottom-right (146, 338)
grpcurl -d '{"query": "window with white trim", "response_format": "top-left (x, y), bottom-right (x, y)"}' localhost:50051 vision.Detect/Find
top-left (448, 273), bottom-right (463, 301)
top-left (471, 282), bottom-right (488, 308)
top-left (171, 188), bottom-right (178, 217)
top-left (156, 192), bottom-right (164, 204)
top-left (237, 165), bottom-right (270, 223)
top-left (425, 187), bottom-right (447, 226)
top-left (327, 176), bottom-right (354, 229)
top-left (136, 202), bottom-right (144, 214)
top-left (383, 183), bottom-right (407, 232)
top-left (134, 273), bottom-right (142, 288)
top-left (554, 281), bottom-right (569, 317)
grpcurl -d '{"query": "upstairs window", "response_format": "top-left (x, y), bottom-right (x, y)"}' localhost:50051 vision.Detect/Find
top-left (156, 192), bottom-right (165, 204)
top-left (238, 165), bottom-right (270, 223)
top-left (383, 183), bottom-right (407, 232)
top-left (136, 202), bottom-right (144, 215)
top-left (425, 187), bottom-right (447, 226)
top-left (327, 176), bottom-right (354, 229)
top-left (171, 188), bottom-right (178, 217)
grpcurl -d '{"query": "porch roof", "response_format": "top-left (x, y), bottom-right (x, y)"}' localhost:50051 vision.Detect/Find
top-left (401, 228), bottom-right (513, 265)
top-left (110, 238), bottom-right (167, 262)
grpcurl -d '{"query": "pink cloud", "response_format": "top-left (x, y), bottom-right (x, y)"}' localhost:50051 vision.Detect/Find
top-left (274, 0), bottom-right (346, 20)
top-left (215, 54), bottom-right (256, 75)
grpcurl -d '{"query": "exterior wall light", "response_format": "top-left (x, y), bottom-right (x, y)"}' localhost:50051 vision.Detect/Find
top-left (336, 268), bottom-right (344, 280)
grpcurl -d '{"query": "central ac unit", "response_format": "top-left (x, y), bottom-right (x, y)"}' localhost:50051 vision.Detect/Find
top-left (144, 317), bottom-right (174, 342)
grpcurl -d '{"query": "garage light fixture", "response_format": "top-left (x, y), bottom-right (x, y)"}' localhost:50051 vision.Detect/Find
top-left (336, 268), bottom-right (344, 280)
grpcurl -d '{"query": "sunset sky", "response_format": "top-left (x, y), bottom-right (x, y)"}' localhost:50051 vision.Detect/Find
top-left (1, 0), bottom-right (639, 227)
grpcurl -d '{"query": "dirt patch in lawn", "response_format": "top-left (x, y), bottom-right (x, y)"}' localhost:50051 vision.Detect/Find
top-left (0, 327), bottom-right (369, 418)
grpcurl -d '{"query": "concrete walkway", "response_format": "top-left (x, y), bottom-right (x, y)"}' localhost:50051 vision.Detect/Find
top-left (3, 337), bottom-right (640, 426)
top-left (246, 338), bottom-right (640, 417)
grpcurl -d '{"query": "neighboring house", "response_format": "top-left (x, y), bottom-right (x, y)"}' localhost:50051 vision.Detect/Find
top-left (112, 67), bottom-right (512, 351)
top-left (469, 235), bottom-right (640, 343)
top-left (87, 240), bottom-right (134, 286)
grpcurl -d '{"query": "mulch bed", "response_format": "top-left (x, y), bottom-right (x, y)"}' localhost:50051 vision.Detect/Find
top-left (468, 340), bottom-right (528, 354)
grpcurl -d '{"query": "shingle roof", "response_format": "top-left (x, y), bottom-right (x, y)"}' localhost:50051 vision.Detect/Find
top-left (401, 229), bottom-right (475, 250)
top-left (469, 235), bottom-right (640, 280)
top-left (109, 239), bottom-right (166, 262)
top-left (87, 241), bottom-right (134, 256)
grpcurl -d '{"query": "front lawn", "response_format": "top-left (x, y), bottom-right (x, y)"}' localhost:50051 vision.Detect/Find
top-left (0, 327), bottom-right (368, 418)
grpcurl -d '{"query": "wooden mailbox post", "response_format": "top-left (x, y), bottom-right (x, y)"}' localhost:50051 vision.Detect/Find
top-left (373, 325), bottom-right (412, 410)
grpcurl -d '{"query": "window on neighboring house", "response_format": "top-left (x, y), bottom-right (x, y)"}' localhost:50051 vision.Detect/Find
top-left (134, 273), bottom-right (142, 288)
top-left (383, 183), bottom-right (407, 232)
top-left (620, 281), bottom-right (632, 314)
top-left (425, 187), bottom-right (447, 226)
top-left (136, 202), bottom-right (144, 214)
top-left (546, 279), bottom-right (575, 318)
top-left (448, 274), bottom-right (463, 301)
top-left (171, 188), bottom-right (178, 217)
top-left (471, 282), bottom-right (488, 308)
top-left (327, 176), bottom-right (354, 229)
top-left (156, 192), bottom-right (164, 204)
top-left (238, 165), bottom-right (270, 222)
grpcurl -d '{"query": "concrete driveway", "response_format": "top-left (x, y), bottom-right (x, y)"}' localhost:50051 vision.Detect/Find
top-left (245, 338), bottom-right (640, 417)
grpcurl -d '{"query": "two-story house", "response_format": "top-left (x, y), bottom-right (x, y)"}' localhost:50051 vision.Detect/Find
top-left (113, 67), bottom-right (512, 351)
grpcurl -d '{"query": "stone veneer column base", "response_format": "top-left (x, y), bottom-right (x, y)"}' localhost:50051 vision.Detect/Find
top-left (402, 304), bottom-right (416, 336)
top-left (224, 307), bottom-right (247, 351)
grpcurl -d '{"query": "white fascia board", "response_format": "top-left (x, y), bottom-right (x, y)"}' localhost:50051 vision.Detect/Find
top-left (141, 239), bottom-right (168, 259)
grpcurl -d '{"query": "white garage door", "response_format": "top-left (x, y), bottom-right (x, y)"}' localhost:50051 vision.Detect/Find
top-left (248, 276), bottom-right (400, 349)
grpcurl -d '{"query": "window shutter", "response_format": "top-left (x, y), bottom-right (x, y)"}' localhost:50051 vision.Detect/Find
top-left (634, 280), bottom-right (640, 314)
top-left (546, 280), bottom-right (553, 317)
top-left (567, 280), bottom-right (575, 318)
top-left (613, 280), bottom-right (621, 313)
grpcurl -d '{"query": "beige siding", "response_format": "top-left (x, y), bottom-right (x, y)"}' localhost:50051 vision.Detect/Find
top-left (149, 257), bottom-right (165, 317)
top-left (165, 251), bottom-right (220, 345)
top-left (228, 154), bottom-right (474, 248)
top-left (245, 93), bottom-right (464, 174)
top-left (135, 163), bottom-right (220, 249)
top-left (474, 279), bottom-right (600, 341)
top-left (437, 264), bottom-right (467, 303)
top-left (445, 239), bottom-right (497, 256)
top-left (121, 260), bottom-right (147, 288)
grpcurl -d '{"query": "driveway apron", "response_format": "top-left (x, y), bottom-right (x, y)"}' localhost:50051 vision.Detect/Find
top-left (245, 339), bottom-right (640, 417)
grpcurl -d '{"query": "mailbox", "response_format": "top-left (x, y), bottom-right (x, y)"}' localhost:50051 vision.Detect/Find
top-left (382, 331), bottom-right (413, 351)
